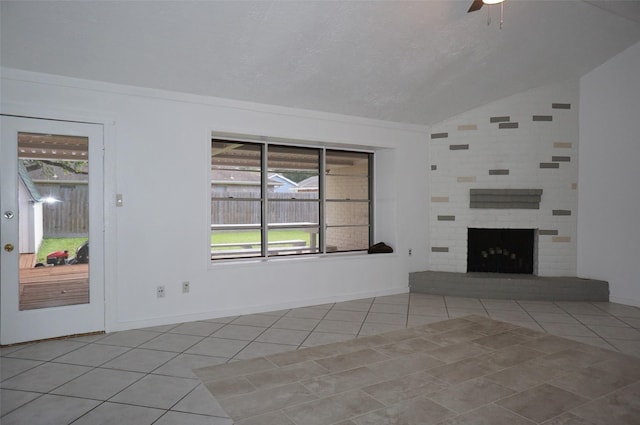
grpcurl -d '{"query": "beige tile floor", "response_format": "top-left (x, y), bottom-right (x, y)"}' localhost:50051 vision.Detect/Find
top-left (1, 293), bottom-right (640, 424)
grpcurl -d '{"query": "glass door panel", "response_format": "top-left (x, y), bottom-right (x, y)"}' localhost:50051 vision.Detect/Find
top-left (18, 133), bottom-right (90, 310)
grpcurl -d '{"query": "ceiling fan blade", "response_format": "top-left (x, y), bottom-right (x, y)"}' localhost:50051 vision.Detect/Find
top-left (468, 0), bottom-right (484, 13)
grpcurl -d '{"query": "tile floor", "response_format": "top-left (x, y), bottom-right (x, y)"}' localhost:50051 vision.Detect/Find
top-left (1, 293), bottom-right (640, 424)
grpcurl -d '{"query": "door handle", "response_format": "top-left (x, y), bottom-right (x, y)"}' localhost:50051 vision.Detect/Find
top-left (4, 243), bottom-right (14, 252)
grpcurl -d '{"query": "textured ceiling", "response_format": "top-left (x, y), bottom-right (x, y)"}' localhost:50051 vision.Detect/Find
top-left (2, 1), bottom-right (640, 126)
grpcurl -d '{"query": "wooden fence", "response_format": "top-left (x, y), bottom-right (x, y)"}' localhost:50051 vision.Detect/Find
top-left (37, 182), bottom-right (89, 237)
top-left (36, 186), bottom-right (317, 235)
top-left (212, 191), bottom-right (319, 225)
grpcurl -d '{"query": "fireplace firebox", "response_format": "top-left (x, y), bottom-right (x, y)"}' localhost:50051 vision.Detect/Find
top-left (467, 228), bottom-right (534, 274)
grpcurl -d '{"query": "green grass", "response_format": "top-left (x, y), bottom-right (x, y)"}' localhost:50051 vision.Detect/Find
top-left (211, 229), bottom-right (311, 248)
top-left (38, 232), bottom-right (309, 260)
top-left (37, 237), bottom-right (88, 262)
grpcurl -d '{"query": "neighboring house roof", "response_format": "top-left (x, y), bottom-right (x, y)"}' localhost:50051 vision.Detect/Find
top-left (269, 173), bottom-right (298, 187)
top-left (269, 173), bottom-right (298, 193)
top-left (18, 161), bottom-right (43, 202)
top-left (295, 175), bottom-right (318, 192)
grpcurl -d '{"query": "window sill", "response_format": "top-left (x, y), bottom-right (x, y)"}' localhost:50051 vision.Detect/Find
top-left (209, 251), bottom-right (396, 268)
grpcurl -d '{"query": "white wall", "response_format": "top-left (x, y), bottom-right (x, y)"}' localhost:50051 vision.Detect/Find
top-left (578, 41), bottom-right (640, 307)
top-left (1, 68), bottom-right (430, 331)
top-left (428, 82), bottom-right (580, 276)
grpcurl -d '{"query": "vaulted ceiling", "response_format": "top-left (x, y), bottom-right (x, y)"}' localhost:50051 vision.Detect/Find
top-left (2, 1), bottom-right (640, 126)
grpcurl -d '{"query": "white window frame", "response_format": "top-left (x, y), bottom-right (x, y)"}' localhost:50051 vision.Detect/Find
top-left (210, 137), bottom-right (373, 261)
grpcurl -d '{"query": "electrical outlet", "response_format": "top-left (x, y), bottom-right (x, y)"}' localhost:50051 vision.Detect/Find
top-left (157, 285), bottom-right (165, 298)
top-left (182, 281), bottom-right (190, 294)
top-left (409, 248), bottom-right (413, 256)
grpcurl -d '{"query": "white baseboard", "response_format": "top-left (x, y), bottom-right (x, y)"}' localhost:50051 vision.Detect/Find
top-left (109, 285), bottom-right (409, 333)
top-left (609, 295), bottom-right (640, 308)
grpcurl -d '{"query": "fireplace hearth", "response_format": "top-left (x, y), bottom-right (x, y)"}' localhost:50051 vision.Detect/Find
top-left (467, 228), bottom-right (534, 274)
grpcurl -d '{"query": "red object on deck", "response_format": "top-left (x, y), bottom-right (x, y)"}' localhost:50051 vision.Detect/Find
top-left (46, 250), bottom-right (69, 265)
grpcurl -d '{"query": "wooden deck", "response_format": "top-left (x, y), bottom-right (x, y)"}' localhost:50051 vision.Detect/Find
top-left (19, 254), bottom-right (89, 310)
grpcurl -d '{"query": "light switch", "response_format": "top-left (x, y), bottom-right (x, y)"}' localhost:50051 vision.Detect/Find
top-left (116, 194), bottom-right (123, 207)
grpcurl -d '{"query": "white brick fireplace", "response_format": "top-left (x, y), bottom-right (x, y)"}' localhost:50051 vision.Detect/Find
top-left (428, 82), bottom-right (579, 277)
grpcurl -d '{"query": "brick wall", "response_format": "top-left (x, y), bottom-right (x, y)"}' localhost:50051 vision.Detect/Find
top-left (428, 82), bottom-right (579, 276)
top-left (325, 161), bottom-right (370, 251)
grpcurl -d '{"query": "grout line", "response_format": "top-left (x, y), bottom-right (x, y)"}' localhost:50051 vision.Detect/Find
top-left (160, 380), bottom-right (213, 422)
top-left (405, 294), bottom-right (412, 328)
top-left (0, 359), bottom-right (47, 382)
top-left (443, 295), bottom-right (450, 318)
top-left (292, 303), bottom-right (335, 349)
top-left (514, 300), bottom-right (542, 326)
top-left (479, 299), bottom-right (491, 317)
top-left (356, 298), bottom-right (377, 338)
top-left (560, 304), bottom-right (621, 351)
top-left (618, 316), bottom-right (640, 329)
top-left (0, 391), bottom-right (47, 419)
top-left (63, 399), bottom-right (106, 425)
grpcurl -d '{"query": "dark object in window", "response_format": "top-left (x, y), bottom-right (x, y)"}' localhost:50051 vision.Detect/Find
top-left (368, 242), bottom-right (393, 254)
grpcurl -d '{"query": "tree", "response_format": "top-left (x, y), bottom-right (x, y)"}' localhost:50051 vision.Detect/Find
top-left (23, 159), bottom-right (88, 177)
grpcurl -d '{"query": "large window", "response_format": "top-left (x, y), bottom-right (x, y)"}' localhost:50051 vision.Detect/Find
top-left (211, 139), bottom-right (372, 260)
